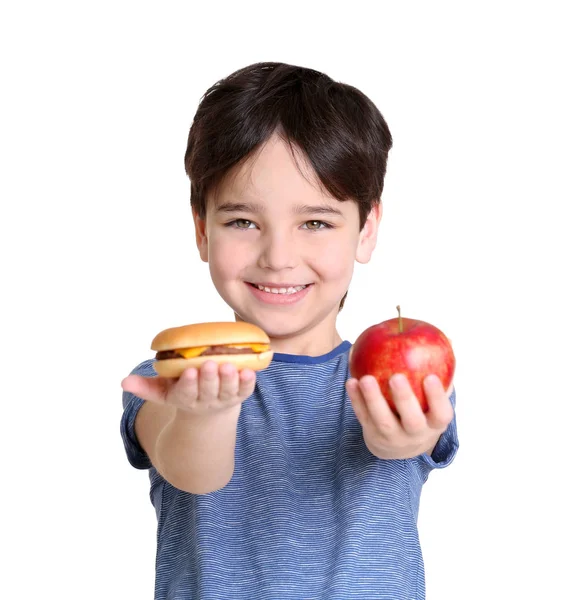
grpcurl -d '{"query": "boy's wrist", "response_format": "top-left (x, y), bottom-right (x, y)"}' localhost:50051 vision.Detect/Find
top-left (364, 430), bottom-right (437, 461)
top-left (172, 404), bottom-right (242, 427)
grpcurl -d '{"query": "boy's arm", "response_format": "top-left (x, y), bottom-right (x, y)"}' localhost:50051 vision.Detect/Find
top-left (123, 361), bottom-right (255, 494)
top-left (135, 401), bottom-right (241, 494)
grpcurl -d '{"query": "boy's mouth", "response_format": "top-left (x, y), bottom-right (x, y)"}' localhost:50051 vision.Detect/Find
top-left (247, 282), bottom-right (312, 296)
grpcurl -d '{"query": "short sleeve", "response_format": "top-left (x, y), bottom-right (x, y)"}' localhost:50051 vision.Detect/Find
top-left (416, 386), bottom-right (459, 470)
top-left (120, 359), bottom-right (157, 470)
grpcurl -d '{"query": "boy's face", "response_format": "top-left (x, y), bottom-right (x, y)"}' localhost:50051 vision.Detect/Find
top-left (193, 133), bottom-right (381, 354)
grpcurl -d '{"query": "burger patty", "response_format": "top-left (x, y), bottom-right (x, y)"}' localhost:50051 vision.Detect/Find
top-left (155, 346), bottom-right (256, 360)
top-left (201, 345), bottom-right (255, 356)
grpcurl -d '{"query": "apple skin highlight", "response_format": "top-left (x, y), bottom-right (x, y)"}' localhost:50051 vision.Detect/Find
top-left (349, 315), bottom-right (455, 413)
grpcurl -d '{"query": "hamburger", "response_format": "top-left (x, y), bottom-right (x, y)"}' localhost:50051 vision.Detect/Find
top-left (151, 321), bottom-right (273, 378)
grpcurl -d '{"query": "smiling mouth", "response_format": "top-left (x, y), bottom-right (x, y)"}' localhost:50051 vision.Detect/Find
top-left (247, 282), bottom-right (311, 295)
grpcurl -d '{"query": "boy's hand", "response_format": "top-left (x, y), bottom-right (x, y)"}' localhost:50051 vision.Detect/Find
top-left (346, 373), bottom-right (454, 460)
top-left (121, 361), bottom-right (257, 417)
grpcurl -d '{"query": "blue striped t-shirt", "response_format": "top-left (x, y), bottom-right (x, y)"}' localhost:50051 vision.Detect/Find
top-left (121, 340), bottom-right (458, 599)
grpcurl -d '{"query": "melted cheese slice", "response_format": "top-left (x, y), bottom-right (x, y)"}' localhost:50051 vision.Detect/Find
top-left (177, 346), bottom-right (209, 358)
top-left (176, 343), bottom-right (270, 358)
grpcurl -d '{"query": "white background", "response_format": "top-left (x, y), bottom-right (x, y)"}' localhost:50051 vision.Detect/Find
top-left (2, 1), bottom-right (568, 598)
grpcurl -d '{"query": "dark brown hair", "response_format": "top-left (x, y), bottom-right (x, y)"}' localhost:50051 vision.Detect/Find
top-left (184, 62), bottom-right (393, 310)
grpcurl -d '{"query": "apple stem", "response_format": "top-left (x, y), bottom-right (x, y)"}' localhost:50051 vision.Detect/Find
top-left (397, 305), bottom-right (403, 333)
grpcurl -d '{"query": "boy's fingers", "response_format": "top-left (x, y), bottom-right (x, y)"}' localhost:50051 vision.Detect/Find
top-left (237, 368), bottom-right (256, 399)
top-left (198, 360), bottom-right (220, 399)
top-left (389, 374), bottom-right (426, 435)
top-left (173, 367), bottom-right (199, 403)
top-left (424, 375), bottom-right (454, 430)
top-left (361, 376), bottom-right (400, 434)
top-left (218, 362), bottom-right (240, 401)
top-left (121, 374), bottom-right (171, 404)
top-left (346, 378), bottom-right (371, 428)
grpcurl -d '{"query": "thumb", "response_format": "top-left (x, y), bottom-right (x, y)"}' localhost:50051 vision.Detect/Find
top-left (121, 374), bottom-right (172, 404)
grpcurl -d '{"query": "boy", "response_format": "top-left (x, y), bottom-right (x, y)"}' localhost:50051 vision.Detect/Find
top-left (121, 62), bottom-right (458, 599)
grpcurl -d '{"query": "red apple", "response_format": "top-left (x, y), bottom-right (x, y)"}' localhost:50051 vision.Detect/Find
top-left (349, 306), bottom-right (455, 413)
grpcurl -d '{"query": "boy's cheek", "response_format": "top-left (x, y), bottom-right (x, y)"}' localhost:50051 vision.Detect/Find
top-left (208, 244), bottom-right (252, 279)
top-left (315, 244), bottom-right (358, 278)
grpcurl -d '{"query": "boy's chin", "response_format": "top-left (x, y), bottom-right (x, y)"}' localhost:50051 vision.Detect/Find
top-left (237, 309), bottom-right (339, 340)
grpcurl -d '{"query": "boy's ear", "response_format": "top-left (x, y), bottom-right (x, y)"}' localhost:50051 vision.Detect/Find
top-left (355, 202), bottom-right (382, 264)
top-left (193, 209), bottom-right (209, 263)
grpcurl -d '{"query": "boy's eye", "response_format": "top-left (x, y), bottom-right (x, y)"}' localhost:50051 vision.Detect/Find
top-left (303, 220), bottom-right (330, 231)
top-left (229, 219), bottom-right (255, 229)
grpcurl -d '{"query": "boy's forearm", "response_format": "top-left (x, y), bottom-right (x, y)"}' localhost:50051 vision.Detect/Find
top-left (154, 406), bottom-right (242, 494)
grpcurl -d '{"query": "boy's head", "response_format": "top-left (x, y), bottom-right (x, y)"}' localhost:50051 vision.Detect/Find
top-left (184, 62), bottom-right (392, 349)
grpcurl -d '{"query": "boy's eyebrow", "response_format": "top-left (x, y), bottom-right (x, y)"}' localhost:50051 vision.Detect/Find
top-left (215, 201), bottom-right (345, 217)
top-left (215, 202), bottom-right (264, 214)
top-left (295, 204), bottom-right (345, 217)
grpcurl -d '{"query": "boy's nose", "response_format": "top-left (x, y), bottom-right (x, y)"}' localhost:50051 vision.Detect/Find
top-left (257, 233), bottom-right (299, 270)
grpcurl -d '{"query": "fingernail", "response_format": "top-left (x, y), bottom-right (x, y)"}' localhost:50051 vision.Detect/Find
top-left (390, 374), bottom-right (407, 389)
top-left (424, 374), bottom-right (439, 387)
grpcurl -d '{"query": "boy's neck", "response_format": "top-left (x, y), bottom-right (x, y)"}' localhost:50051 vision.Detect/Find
top-left (271, 332), bottom-right (343, 357)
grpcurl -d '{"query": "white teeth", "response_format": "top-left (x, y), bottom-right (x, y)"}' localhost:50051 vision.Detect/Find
top-left (256, 284), bottom-right (308, 295)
